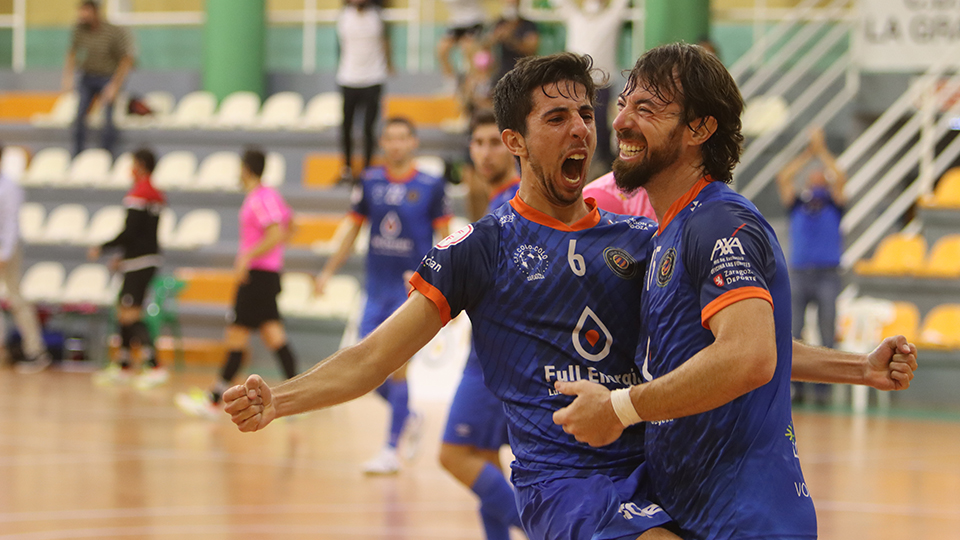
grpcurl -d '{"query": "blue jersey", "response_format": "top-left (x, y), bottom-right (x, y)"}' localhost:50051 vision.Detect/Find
top-left (640, 179), bottom-right (816, 539)
top-left (789, 187), bottom-right (843, 269)
top-left (412, 196), bottom-right (656, 487)
top-left (351, 166), bottom-right (451, 299)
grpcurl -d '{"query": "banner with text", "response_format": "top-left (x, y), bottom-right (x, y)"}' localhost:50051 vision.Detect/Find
top-left (857, 0), bottom-right (960, 71)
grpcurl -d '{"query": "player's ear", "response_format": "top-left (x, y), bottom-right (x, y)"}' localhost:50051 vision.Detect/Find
top-left (502, 129), bottom-right (527, 158)
top-left (687, 116), bottom-right (717, 147)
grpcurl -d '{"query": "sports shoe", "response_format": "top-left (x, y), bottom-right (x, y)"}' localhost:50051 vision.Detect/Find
top-left (401, 411), bottom-right (424, 460)
top-left (134, 367), bottom-right (169, 390)
top-left (175, 388), bottom-right (221, 420)
top-left (362, 447), bottom-right (401, 475)
top-left (15, 352), bottom-right (51, 375)
top-left (93, 364), bottom-right (134, 386)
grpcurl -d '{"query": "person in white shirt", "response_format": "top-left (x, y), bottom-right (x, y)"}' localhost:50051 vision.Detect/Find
top-left (557, 0), bottom-right (629, 168)
top-left (0, 148), bottom-right (50, 373)
top-left (336, 0), bottom-right (392, 184)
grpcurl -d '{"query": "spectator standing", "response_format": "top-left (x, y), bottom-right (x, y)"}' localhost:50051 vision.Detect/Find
top-left (486, 0), bottom-right (539, 84)
top-left (62, 0), bottom-right (135, 158)
top-left (777, 127), bottom-right (847, 405)
top-left (557, 0), bottom-right (629, 169)
top-left (337, 0), bottom-right (392, 184)
top-left (0, 148), bottom-right (51, 373)
top-left (437, 0), bottom-right (487, 92)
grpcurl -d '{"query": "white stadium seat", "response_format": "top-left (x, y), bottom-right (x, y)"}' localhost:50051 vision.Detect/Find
top-left (1, 146), bottom-right (29, 183)
top-left (415, 155), bottom-right (446, 178)
top-left (152, 151), bottom-right (197, 191)
top-left (39, 204), bottom-right (89, 245)
top-left (262, 152), bottom-right (286, 188)
top-left (296, 92), bottom-right (342, 131)
top-left (84, 205), bottom-right (126, 246)
top-left (278, 272), bottom-right (315, 316)
top-left (160, 91), bottom-right (217, 129)
top-left (313, 275), bottom-right (361, 318)
top-left (210, 91), bottom-right (260, 129)
top-left (168, 209), bottom-right (220, 249)
top-left (100, 152), bottom-right (133, 190)
top-left (21, 147), bottom-right (70, 187)
top-left (158, 207), bottom-right (177, 248)
top-left (190, 151), bottom-right (240, 191)
top-left (65, 148), bottom-right (112, 188)
top-left (20, 262), bottom-right (66, 303)
top-left (18, 203), bottom-right (45, 244)
top-left (61, 264), bottom-right (113, 305)
top-left (252, 92), bottom-right (304, 130)
top-left (31, 92), bottom-right (78, 128)
top-left (121, 91), bottom-right (176, 128)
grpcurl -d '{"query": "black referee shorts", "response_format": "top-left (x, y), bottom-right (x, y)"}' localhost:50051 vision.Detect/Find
top-left (119, 266), bottom-right (157, 308)
top-left (228, 269), bottom-right (282, 329)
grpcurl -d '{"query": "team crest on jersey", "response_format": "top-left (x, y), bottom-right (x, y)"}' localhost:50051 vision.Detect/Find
top-left (656, 248), bottom-right (677, 287)
top-left (572, 306), bottom-right (613, 362)
top-left (713, 273), bottom-right (725, 287)
top-left (513, 244), bottom-right (549, 281)
top-left (436, 224), bottom-right (474, 249)
top-left (379, 211), bottom-right (402, 239)
top-left (603, 247), bottom-right (640, 280)
top-left (406, 189), bottom-right (420, 203)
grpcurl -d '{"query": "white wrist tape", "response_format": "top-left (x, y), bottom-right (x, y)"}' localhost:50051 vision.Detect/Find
top-left (610, 387), bottom-right (643, 427)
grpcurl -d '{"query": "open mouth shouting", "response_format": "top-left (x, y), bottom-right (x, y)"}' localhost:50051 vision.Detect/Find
top-left (561, 150), bottom-right (588, 186)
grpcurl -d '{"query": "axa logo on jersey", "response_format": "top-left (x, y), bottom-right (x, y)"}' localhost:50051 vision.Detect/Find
top-left (710, 236), bottom-right (745, 261)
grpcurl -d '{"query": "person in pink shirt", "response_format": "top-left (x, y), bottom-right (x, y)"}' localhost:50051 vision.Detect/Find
top-left (176, 149), bottom-right (300, 420)
top-left (581, 170), bottom-right (656, 219)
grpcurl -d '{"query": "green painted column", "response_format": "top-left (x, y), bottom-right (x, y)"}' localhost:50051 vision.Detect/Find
top-left (644, 0), bottom-right (710, 51)
top-left (203, 0), bottom-right (265, 100)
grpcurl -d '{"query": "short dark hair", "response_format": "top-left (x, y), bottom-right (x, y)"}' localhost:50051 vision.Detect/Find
top-left (493, 52), bottom-right (603, 137)
top-left (133, 148), bottom-right (156, 173)
top-left (241, 148), bottom-right (266, 178)
top-left (469, 109), bottom-right (498, 137)
top-left (623, 42), bottom-right (744, 184)
top-left (384, 116), bottom-right (417, 137)
top-left (80, 1), bottom-right (99, 11)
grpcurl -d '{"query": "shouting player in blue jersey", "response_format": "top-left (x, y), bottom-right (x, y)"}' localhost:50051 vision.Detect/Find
top-left (553, 43), bottom-right (919, 540)
top-left (315, 116), bottom-right (452, 474)
top-left (224, 52), bottom-right (916, 540)
top-left (438, 109), bottom-right (523, 540)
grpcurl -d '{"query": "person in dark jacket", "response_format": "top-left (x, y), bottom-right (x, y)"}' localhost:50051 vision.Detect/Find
top-left (89, 148), bottom-right (167, 389)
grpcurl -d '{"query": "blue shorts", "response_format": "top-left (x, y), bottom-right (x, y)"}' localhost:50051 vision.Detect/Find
top-left (516, 464), bottom-right (674, 540)
top-left (359, 294), bottom-right (407, 338)
top-left (442, 353), bottom-right (509, 450)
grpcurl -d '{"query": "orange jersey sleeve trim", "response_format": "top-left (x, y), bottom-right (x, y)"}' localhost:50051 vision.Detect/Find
top-left (410, 272), bottom-right (452, 325)
top-left (509, 194), bottom-right (601, 231)
top-left (701, 286), bottom-right (773, 329)
top-left (348, 211), bottom-right (366, 224)
top-left (657, 176), bottom-right (712, 235)
top-left (433, 214), bottom-right (453, 229)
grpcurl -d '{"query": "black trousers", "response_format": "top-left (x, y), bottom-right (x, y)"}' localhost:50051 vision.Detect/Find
top-left (340, 84), bottom-right (383, 171)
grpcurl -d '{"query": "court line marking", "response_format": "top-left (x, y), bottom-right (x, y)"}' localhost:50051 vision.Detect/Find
top-left (0, 523), bottom-right (482, 539)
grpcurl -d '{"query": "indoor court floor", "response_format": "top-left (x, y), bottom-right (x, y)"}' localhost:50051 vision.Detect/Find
top-left (1, 369), bottom-right (959, 539)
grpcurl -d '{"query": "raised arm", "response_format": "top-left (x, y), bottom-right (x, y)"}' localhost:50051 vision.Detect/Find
top-left (809, 128), bottom-right (847, 205)
top-left (224, 291), bottom-right (444, 431)
top-left (776, 148), bottom-right (810, 208)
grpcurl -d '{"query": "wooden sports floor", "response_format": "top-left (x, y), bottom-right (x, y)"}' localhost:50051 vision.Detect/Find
top-left (2, 369), bottom-right (959, 539)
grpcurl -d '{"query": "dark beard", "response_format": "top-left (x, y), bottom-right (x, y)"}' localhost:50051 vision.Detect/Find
top-left (613, 125), bottom-right (683, 194)
top-left (530, 160), bottom-right (580, 206)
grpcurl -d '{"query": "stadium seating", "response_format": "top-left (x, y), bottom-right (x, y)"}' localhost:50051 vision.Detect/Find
top-left (315, 275), bottom-right (361, 318)
top-left (84, 205), bottom-right (125, 246)
top-left (119, 91), bottom-right (176, 128)
top-left (880, 301), bottom-right (920, 343)
top-left (1, 145), bottom-right (29, 182)
top-left (152, 151), bottom-right (197, 191)
top-left (919, 167), bottom-right (960, 208)
top-left (263, 151), bottom-right (286, 187)
top-left (210, 91), bottom-right (260, 130)
top-left (853, 233), bottom-right (927, 276)
top-left (101, 152), bottom-right (133, 190)
top-left (18, 203), bottom-right (45, 244)
top-left (160, 91), bottom-right (217, 129)
top-left (296, 92), bottom-right (342, 131)
top-left (289, 213), bottom-right (343, 248)
top-left (30, 92), bottom-right (78, 128)
top-left (278, 272), bottom-right (315, 316)
top-left (158, 208), bottom-right (177, 247)
top-left (190, 151), bottom-right (240, 191)
top-left (252, 91), bottom-right (304, 131)
top-left (19, 261), bottom-right (65, 303)
top-left (21, 147), bottom-right (70, 187)
top-left (61, 264), bottom-right (114, 305)
top-left (916, 234), bottom-right (960, 278)
top-left (175, 268), bottom-right (236, 304)
top-left (917, 304), bottom-right (960, 349)
top-left (65, 148), bottom-right (112, 187)
top-left (167, 209), bottom-right (220, 249)
top-left (302, 153), bottom-right (342, 188)
top-left (415, 155), bottom-right (446, 178)
top-left (38, 204), bottom-right (88, 245)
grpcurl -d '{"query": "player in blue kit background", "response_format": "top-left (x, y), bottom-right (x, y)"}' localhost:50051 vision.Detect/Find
top-left (315, 116), bottom-right (451, 474)
top-left (437, 109), bottom-right (523, 540)
top-left (553, 43), bottom-right (919, 540)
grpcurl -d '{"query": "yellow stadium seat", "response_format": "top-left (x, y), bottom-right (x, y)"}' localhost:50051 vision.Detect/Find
top-left (919, 167), bottom-right (960, 208)
top-left (917, 234), bottom-right (960, 278)
top-left (880, 301), bottom-right (920, 343)
top-left (289, 213), bottom-right (344, 247)
top-left (384, 95), bottom-right (461, 127)
top-left (302, 153), bottom-right (342, 188)
top-left (175, 268), bottom-right (236, 305)
top-left (853, 233), bottom-right (927, 276)
top-left (917, 304), bottom-right (960, 349)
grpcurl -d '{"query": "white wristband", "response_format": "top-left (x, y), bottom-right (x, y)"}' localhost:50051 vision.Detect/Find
top-left (610, 387), bottom-right (643, 427)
